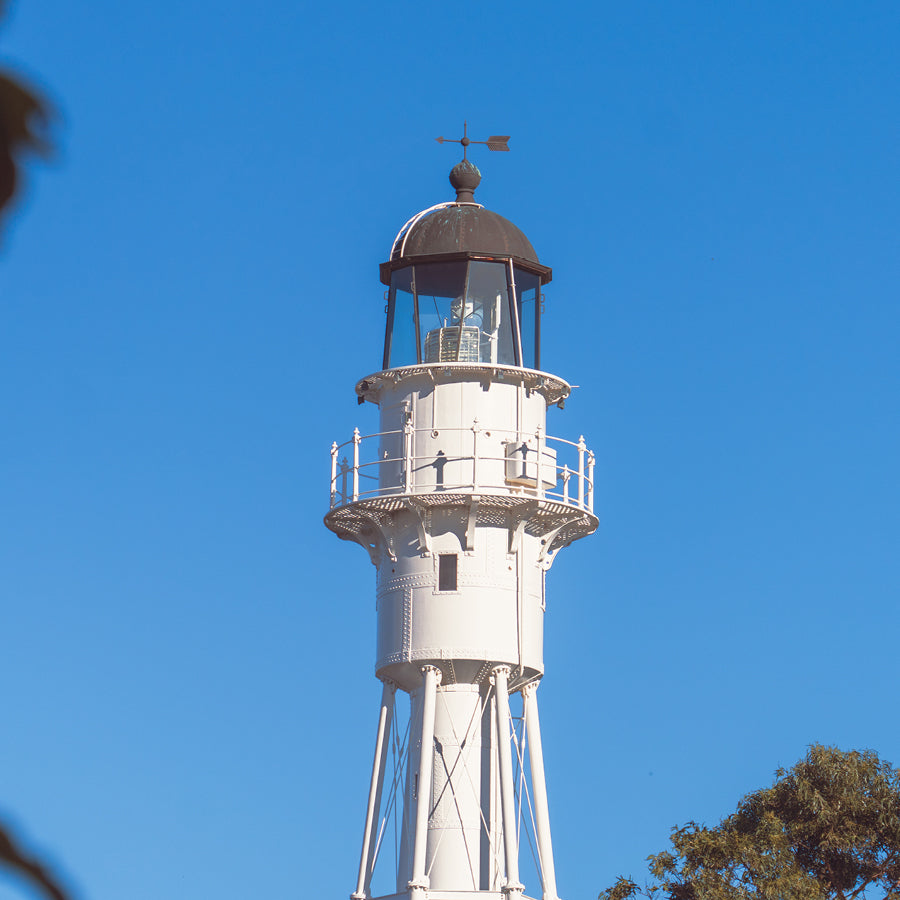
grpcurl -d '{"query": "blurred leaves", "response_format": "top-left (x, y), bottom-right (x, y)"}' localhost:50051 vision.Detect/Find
top-left (1, 2), bottom-right (66, 891)
top-left (0, 0), bottom-right (55, 232)
top-left (0, 819), bottom-right (71, 899)
top-left (600, 745), bottom-right (900, 900)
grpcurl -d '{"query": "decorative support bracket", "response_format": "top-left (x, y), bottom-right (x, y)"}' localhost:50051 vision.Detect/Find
top-left (507, 501), bottom-right (538, 554)
top-left (537, 524), bottom-right (566, 570)
top-left (403, 499), bottom-right (432, 555)
top-left (335, 530), bottom-right (380, 567)
top-left (362, 536), bottom-right (380, 567)
top-left (509, 518), bottom-right (527, 555)
top-left (465, 498), bottom-right (479, 552)
top-left (354, 510), bottom-right (397, 564)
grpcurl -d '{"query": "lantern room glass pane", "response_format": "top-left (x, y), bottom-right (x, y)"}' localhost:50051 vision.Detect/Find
top-left (466, 261), bottom-right (516, 365)
top-left (385, 267), bottom-right (418, 368)
top-left (384, 260), bottom-right (532, 370)
top-left (415, 262), bottom-right (472, 363)
top-left (515, 268), bottom-right (540, 370)
top-left (416, 260), bottom-right (516, 365)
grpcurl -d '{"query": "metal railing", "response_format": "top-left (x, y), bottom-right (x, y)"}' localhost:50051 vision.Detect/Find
top-left (329, 424), bottom-right (595, 514)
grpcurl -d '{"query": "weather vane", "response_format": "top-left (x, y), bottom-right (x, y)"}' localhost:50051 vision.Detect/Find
top-left (435, 121), bottom-right (510, 160)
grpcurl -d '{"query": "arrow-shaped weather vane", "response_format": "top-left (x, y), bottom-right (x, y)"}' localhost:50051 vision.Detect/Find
top-left (436, 121), bottom-right (510, 160)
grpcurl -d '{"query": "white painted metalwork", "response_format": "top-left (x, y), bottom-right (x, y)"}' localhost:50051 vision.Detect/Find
top-left (356, 682), bottom-right (398, 900)
top-left (354, 428), bottom-right (362, 502)
top-left (492, 666), bottom-right (524, 900)
top-left (327, 426), bottom-right (595, 513)
top-left (410, 666), bottom-right (441, 899)
top-left (521, 684), bottom-right (557, 900)
top-left (327, 196), bottom-right (596, 900)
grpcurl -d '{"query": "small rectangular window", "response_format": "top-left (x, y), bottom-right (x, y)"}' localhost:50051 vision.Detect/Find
top-left (438, 554), bottom-right (458, 592)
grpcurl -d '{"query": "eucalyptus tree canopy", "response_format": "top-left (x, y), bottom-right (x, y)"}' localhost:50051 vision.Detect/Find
top-left (601, 745), bottom-right (900, 900)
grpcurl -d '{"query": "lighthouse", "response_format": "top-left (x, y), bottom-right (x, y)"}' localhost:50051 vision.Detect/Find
top-left (325, 145), bottom-right (597, 900)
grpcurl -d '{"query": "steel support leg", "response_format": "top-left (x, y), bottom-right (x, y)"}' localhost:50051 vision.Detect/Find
top-left (493, 666), bottom-right (524, 899)
top-left (523, 682), bottom-right (558, 900)
top-left (353, 680), bottom-right (396, 900)
top-left (409, 665), bottom-right (440, 900)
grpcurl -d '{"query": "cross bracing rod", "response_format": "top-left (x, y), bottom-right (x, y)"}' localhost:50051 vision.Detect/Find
top-left (370, 708), bottom-right (410, 888)
top-left (354, 681), bottom-right (396, 900)
top-left (510, 707), bottom-right (542, 884)
top-left (424, 688), bottom-right (486, 890)
top-left (361, 678), bottom-right (557, 897)
top-left (523, 682), bottom-right (559, 900)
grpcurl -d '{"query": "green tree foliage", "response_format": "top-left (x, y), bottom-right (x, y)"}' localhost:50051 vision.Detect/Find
top-left (601, 745), bottom-right (900, 900)
top-left (0, 0), bottom-right (54, 228)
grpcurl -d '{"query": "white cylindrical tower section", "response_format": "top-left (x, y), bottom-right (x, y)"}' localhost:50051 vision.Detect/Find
top-left (370, 368), bottom-right (569, 690)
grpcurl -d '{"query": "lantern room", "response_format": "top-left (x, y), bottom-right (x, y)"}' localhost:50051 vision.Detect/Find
top-left (379, 160), bottom-right (552, 372)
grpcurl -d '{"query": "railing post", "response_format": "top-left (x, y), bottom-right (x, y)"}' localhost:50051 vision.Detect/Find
top-left (562, 464), bottom-right (570, 505)
top-left (330, 441), bottom-right (338, 508)
top-left (404, 421), bottom-right (413, 493)
top-left (472, 417), bottom-right (479, 490)
top-left (535, 425), bottom-right (544, 499)
top-left (587, 450), bottom-right (595, 514)
top-left (353, 428), bottom-right (361, 502)
top-left (577, 435), bottom-right (586, 510)
top-left (340, 457), bottom-right (350, 506)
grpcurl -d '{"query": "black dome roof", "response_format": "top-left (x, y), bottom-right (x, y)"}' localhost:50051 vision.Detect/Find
top-left (380, 161), bottom-right (551, 285)
top-left (400, 204), bottom-right (539, 262)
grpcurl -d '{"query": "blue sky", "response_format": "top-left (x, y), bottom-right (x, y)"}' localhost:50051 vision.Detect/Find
top-left (2, 1), bottom-right (899, 898)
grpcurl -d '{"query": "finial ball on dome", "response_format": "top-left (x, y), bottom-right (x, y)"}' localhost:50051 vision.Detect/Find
top-left (449, 160), bottom-right (481, 203)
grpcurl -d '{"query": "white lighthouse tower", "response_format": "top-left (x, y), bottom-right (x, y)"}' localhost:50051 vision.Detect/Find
top-left (326, 146), bottom-right (597, 900)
